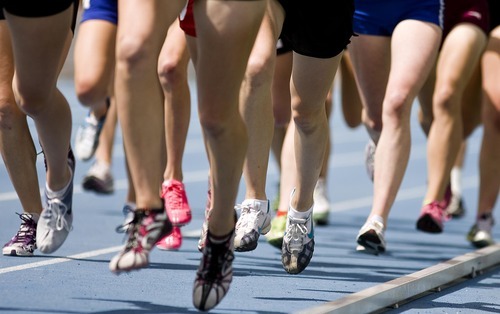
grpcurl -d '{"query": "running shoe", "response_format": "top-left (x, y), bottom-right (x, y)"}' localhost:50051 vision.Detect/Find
top-left (74, 110), bottom-right (107, 161)
top-left (193, 229), bottom-right (235, 312)
top-left (416, 201), bottom-right (449, 233)
top-left (266, 212), bottom-right (287, 249)
top-left (161, 179), bottom-right (192, 226)
top-left (282, 212), bottom-right (314, 274)
top-left (467, 213), bottom-right (495, 248)
top-left (37, 149), bottom-right (75, 254)
top-left (356, 219), bottom-right (386, 255)
top-left (156, 226), bottom-right (182, 250)
top-left (313, 178), bottom-right (330, 226)
top-left (365, 139), bottom-right (376, 182)
top-left (109, 206), bottom-right (172, 273)
top-left (446, 194), bottom-right (466, 218)
top-left (82, 160), bottom-right (114, 194)
top-left (3, 213), bottom-right (37, 256)
top-left (234, 199), bottom-right (271, 252)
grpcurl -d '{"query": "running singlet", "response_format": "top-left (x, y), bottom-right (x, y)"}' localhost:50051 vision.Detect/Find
top-left (81, 0), bottom-right (118, 25)
top-left (354, 0), bottom-right (443, 36)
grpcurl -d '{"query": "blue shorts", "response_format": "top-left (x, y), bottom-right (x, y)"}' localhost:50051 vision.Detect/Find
top-left (354, 0), bottom-right (443, 36)
top-left (80, 0), bottom-right (118, 25)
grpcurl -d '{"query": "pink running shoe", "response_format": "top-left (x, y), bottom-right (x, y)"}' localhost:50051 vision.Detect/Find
top-left (161, 179), bottom-right (192, 226)
top-left (156, 226), bottom-right (182, 250)
top-left (416, 201), bottom-right (450, 233)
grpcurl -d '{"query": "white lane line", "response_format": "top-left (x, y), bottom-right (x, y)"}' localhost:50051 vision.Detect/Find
top-left (0, 246), bottom-right (123, 275)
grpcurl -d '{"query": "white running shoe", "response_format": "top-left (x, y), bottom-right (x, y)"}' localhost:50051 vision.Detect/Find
top-left (37, 150), bottom-right (75, 254)
top-left (282, 210), bottom-right (314, 274)
top-left (356, 219), bottom-right (386, 255)
top-left (234, 199), bottom-right (271, 252)
top-left (313, 178), bottom-right (330, 225)
top-left (74, 112), bottom-right (105, 161)
top-left (82, 160), bottom-right (114, 194)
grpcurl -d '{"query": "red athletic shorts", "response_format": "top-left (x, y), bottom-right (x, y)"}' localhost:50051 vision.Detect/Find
top-left (179, 0), bottom-right (196, 37)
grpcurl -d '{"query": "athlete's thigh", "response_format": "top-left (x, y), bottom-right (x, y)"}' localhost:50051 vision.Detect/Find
top-left (194, 0), bottom-right (266, 112)
top-left (159, 19), bottom-right (189, 70)
top-left (461, 62), bottom-right (482, 138)
top-left (388, 20), bottom-right (441, 102)
top-left (349, 35), bottom-right (391, 118)
top-left (482, 26), bottom-right (500, 112)
top-left (290, 53), bottom-right (342, 113)
top-left (117, 0), bottom-right (184, 53)
top-left (436, 24), bottom-right (487, 93)
top-left (0, 21), bottom-right (13, 96)
top-left (74, 20), bottom-right (117, 90)
top-left (5, 6), bottom-right (74, 95)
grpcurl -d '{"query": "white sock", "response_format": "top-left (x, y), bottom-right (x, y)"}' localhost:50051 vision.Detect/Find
top-left (46, 167), bottom-right (73, 199)
top-left (450, 167), bottom-right (462, 197)
top-left (289, 204), bottom-right (313, 219)
top-left (370, 214), bottom-right (384, 226)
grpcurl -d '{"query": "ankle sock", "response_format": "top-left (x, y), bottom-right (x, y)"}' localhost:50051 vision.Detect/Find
top-left (288, 205), bottom-right (312, 219)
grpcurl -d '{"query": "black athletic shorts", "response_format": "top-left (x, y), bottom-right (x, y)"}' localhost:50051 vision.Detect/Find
top-left (0, 0), bottom-right (79, 32)
top-left (277, 0), bottom-right (355, 58)
top-left (489, 0), bottom-right (500, 30)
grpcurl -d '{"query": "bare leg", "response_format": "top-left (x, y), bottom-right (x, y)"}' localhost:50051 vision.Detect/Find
top-left (194, 0), bottom-right (265, 236)
top-left (0, 22), bottom-right (42, 216)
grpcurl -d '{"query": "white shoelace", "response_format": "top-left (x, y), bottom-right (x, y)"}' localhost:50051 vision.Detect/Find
top-left (235, 203), bottom-right (260, 232)
top-left (44, 199), bottom-right (72, 231)
top-left (285, 217), bottom-right (309, 251)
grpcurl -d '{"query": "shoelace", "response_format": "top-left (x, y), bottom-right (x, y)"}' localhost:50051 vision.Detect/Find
top-left (234, 203), bottom-right (260, 232)
top-left (427, 202), bottom-right (450, 222)
top-left (12, 213), bottom-right (36, 245)
top-left (44, 199), bottom-right (72, 231)
top-left (116, 208), bottom-right (139, 233)
top-left (165, 185), bottom-right (184, 210)
top-left (285, 217), bottom-right (309, 251)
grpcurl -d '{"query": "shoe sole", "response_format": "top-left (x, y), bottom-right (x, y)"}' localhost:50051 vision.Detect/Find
top-left (82, 177), bottom-right (114, 195)
top-left (416, 214), bottom-right (443, 233)
top-left (357, 233), bottom-right (385, 255)
top-left (2, 248), bottom-right (34, 257)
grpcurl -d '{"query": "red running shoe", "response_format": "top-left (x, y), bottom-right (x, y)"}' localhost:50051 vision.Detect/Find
top-left (416, 201), bottom-right (450, 233)
top-left (161, 179), bottom-right (192, 226)
top-left (156, 226), bottom-right (182, 250)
